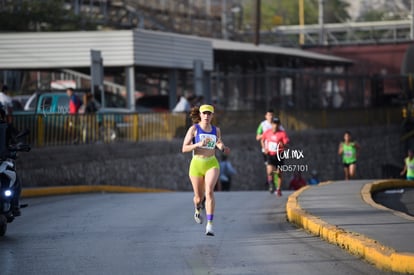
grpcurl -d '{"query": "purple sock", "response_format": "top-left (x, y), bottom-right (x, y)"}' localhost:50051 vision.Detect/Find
top-left (207, 214), bottom-right (214, 222)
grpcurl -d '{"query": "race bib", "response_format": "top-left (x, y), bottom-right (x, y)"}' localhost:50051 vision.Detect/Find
top-left (344, 150), bottom-right (353, 158)
top-left (268, 141), bottom-right (278, 152)
top-left (199, 134), bottom-right (217, 149)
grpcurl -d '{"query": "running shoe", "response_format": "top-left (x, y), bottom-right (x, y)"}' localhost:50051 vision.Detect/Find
top-left (194, 209), bottom-right (203, 224)
top-left (205, 223), bottom-right (214, 236)
top-left (269, 183), bottom-right (275, 194)
top-left (276, 189), bottom-right (282, 197)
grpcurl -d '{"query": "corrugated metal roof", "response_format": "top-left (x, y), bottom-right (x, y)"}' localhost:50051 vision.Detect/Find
top-left (0, 31), bottom-right (134, 69)
top-left (210, 39), bottom-right (353, 64)
top-left (133, 29), bottom-right (213, 70)
top-left (0, 30), bottom-right (212, 70)
top-left (0, 30), bottom-right (352, 70)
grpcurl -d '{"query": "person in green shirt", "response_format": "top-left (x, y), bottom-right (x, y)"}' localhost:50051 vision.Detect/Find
top-left (338, 131), bottom-right (360, 180)
top-left (400, 149), bottom-right (414, 180)
top-left (256, 109), bottom-right (274, 190)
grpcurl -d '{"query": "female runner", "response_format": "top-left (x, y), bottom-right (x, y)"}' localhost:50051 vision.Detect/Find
top-left (182, 104), bottom-right (230, 236)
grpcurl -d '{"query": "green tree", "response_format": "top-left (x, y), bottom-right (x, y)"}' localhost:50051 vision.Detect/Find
top-left (0, 0), bottom-right (97, 31)
top-left (358, 10), bottom-right (386, 22)
top-left (241, 0), bottom-right (349, 30)
top-left (358, 9), bottom-right (405, 22)
top-left (320, 0), bottom-right (350, 23)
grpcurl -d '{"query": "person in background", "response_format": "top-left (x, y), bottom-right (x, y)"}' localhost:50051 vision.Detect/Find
top-left (0, 84), bottom-right (13, 123)
top-left (261, 117), bottom-right (290, 196)
top-left (256, 109), bottom-right (274, 189)
top-left (256, 109), bottom-right (285, 142)
top-left (256, 109), bottom-right (274, 142)
top-left (66, 88), bottom-right (82, 144)
top-left (0, 102), bottom-right (22, 216)
top-left (79, 92), bottom-right (98, 143)
top-left (66, 88), bottom-right (82, 114)
top-left (80, 92), bottom-right (98, 114)
top-left (219, 154), bottom-right (237, 191)
top-left (181, 104), bottom-right (230, 236)
top-left (256, 109), bottom-right (286, 191)
top-left (307, 170), bottom-right (320, 185)
top-left (289, 171), bottom-right (307, 191)
top-left (173, 93), bottom-right (191, 113)
top-left (173, 93), bottom-right (194, 129)
top-left (400, 149), bottom-right (414, 180)
top-left (338, 130), bottom-right (360, 180)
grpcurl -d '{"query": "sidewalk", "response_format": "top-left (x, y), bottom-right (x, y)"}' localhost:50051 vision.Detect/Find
top-left (287, 179), bottom-right (414, 274)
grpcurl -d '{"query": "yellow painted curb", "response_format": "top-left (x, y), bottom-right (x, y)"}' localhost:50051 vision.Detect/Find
top-left (286, 180), bottom-right (414, 274)
top-left (361, 179), bottom-right (414, 221)
top-left (21, 185), bottom-right (172, 198)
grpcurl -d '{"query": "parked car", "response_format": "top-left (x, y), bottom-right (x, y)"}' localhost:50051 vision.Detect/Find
top-left (135, 95), bottom-right (170, 112)
top-left (14, 91), bottom-right (131, 143)
top-left (23, 89), bottom-right (127, 112)
top-left (11, 95), bottom-right (31, 111)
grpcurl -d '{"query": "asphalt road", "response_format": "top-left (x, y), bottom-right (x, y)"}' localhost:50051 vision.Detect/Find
top-left (373, 187), bottom-right (414, 217)
top-left (0, 191), bottom-right (401, 275)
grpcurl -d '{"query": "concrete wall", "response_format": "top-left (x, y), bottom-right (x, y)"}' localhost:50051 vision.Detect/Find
top-left (16, 125), bottom-right (404, 191)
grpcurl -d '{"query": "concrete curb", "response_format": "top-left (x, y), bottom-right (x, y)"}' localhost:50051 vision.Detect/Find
top-left (286, 180), bottom-right (414, 274)
top-left (21, 185), bottom-right (172, 198)
top-left (361, 179), bottom-right (414, 221)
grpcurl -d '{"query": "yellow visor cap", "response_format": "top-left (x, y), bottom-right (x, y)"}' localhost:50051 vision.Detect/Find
top-left (199, 104), bottom-right (214, 113)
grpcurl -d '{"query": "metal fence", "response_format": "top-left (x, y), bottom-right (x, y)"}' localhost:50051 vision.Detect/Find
top-left (13, 112), bottom-right (187, 147)
top-left (9, 68), bottom-right (412, 147)
top-left (210, 69), bottom-right (412, 112)
top-left (12, 107), bottom-right (404, 148)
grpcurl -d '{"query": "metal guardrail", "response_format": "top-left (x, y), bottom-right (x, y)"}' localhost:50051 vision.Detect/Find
top-left (270, 19), bottom-right (412, 46)
top-left (12, 112), bottom-right (187, 147)
top-left (62, 69), bottom-right (126, 95)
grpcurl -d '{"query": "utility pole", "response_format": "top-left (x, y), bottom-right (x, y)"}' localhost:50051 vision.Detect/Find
top-left (206, 0), bottom-right (211, 15)
top-left (73, 0), bottom-right (80, 15)
top-left (318, 0), bottom-right (325, 45)
top-left (222, 0), bottom-right (228, 40)
top-left (411, 0), bottom-right (414, 39)
top-left (299, 0), bottom-right (304, 45)
top-left (254, 0), bottom-right (261, 45)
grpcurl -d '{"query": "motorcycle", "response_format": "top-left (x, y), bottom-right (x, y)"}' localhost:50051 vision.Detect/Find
top-left (0, 128), bottom-right (30, 236)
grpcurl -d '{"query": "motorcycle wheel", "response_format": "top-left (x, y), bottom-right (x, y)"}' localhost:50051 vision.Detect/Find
top-left (0, 215), bottom-right (7, 236)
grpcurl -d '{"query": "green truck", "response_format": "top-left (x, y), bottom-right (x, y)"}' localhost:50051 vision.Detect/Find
top-left (13, 91), bottom-right (132, 145)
